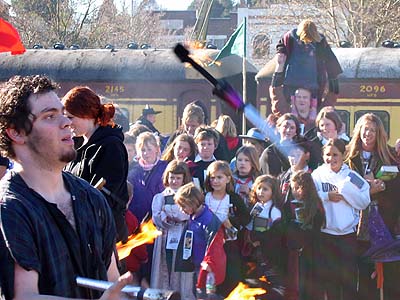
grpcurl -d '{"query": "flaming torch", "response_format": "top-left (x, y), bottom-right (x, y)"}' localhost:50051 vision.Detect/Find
top-left (224, 282), bottom-right (266, 300)
top-left (93, 178), bottom-right (161, 260)
top-left (116, 218), bottom-right (161, 260)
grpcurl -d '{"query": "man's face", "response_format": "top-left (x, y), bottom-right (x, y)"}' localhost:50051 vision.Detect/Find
top-left (25, 91), bottom-right (76, 167)
top-left (294, 89), bottom-right (311, 117)
top-left (183, 118), bottom-right (200, 136)
top-left (146, 114), bottom-right (156, 124)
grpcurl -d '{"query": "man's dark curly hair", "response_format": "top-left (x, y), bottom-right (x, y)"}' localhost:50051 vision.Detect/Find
top-left (0, 75), bottom-right (58, 158)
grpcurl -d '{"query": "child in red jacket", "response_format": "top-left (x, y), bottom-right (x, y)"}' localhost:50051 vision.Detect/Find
top-left (124, 182), bottom-right (148, 286)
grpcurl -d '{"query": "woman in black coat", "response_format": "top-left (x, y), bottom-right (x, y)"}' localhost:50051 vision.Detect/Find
top-left (63, 86), bottom-right (129, 243)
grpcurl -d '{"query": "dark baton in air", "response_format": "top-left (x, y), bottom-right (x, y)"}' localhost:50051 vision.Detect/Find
top-left (173, 43), bottom-right (277, 142)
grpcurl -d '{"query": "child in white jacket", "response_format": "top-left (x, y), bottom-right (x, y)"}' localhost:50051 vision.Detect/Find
top-left (312, 138), bottom-right (370, 300)
top-left (312, 161), bottom-right (370, 235)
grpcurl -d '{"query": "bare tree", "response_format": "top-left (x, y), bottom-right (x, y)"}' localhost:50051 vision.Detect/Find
top-left (9, 0), bottom-right (165, 49)
top-left (10, 0), bottom-right (98, 47)
top-left (0, 1), bottom-right (10, 19)
top-left (271, 0), bottom-right (400, 47)
top-left (86, 0), bottom-right (165, 48)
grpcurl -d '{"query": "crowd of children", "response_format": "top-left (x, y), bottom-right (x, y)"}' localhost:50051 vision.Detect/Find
top-left (119, 19), bottom-right (400, 300)
top-left (121, 101), bottom-right (393, 300)
top-left (45, 26), bottom-right (399, 300)
top-left (114, 36), bottom-right (400, 300)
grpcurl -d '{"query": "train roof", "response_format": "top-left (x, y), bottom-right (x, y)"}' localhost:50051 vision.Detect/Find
top-left (256, 47), bottom-right (400, 81)
top-left (0, 48), bottom-right (258, 82)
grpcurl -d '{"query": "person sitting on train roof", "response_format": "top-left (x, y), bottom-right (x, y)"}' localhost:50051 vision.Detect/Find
top-left (135, 105), bottom-right (161, 135)
top-left (275, 19), bottom-right (342, 103)
top-left (269, 52), bottom-right (338, 133)
top-left (166, 102), bottom-right (230, 162)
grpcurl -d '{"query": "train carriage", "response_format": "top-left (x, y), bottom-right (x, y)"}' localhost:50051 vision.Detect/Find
top-left (0, 48), bottom-right (258, 134)
top-left (256, 48), bottom-right (400, 144)
top-left (2, 47), bottom-right (400, 143)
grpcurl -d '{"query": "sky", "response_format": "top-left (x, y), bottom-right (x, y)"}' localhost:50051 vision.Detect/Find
top-left (156, 0), bottom-right (192, 10)
top-left (2, 0), bottom-right (193, 11)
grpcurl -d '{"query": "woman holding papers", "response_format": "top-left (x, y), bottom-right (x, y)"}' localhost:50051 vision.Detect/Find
top-left (346, 113), bottom-right (400, 300)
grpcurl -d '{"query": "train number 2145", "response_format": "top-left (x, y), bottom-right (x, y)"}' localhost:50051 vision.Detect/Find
top-left (105, 85), bottom-right (125, 94)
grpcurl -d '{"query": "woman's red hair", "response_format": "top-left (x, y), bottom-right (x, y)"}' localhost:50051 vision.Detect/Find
top-left (62, 86), bottom-right (115, 127)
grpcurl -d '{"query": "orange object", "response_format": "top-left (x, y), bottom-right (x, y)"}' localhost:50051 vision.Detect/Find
top-left (224, 282), bottom-right (266, 300)
top-left (0, 18), bottom-right (26, 55)
top-left (116, 219), bottom-right (161, 260)
top-left (376, 262), bottom-right (384, 289)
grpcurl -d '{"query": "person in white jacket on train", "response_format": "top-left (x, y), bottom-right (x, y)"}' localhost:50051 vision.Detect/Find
top-left (312, 138), bottom-right (370, 300)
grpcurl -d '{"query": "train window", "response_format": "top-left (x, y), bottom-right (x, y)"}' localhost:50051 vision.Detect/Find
top-left (335, 109), bottom-right (350, 137)
top-left (354, 110), bottom-right (390, 138)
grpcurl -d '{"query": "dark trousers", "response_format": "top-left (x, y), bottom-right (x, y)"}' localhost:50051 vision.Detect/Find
top-left (357, 241), bottom-right (379, 300)
top-left (318, 232), bottom-right (357, 300)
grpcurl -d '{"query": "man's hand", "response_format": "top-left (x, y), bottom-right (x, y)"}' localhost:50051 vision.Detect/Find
top-left (99, 272), bottom-right (133, 300)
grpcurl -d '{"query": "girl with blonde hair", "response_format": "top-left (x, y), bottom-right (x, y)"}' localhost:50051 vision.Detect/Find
top-left (151, 160), bottom-right (194, 299)
top-left (174, 183), bottom-right (227, 299)
top-left (128, 131), bottom-right (168, 286)
top-left (214, 115), bottom-right (240, 161)
top-left (203, 160), bottom-right (250, 296)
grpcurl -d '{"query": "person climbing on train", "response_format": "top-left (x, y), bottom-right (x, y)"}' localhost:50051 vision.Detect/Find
top-left (276, 19), bottom-right (342, 103)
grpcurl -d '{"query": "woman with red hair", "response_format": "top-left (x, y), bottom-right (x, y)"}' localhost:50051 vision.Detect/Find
top-left (63, 86), bottom-right (129, 243)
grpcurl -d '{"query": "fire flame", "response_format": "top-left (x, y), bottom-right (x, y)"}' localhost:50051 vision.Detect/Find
top-left (182, 41), bottom-right (222, 68)
top-left (184, 40), bottom-right (207, 50)
top-left (116, 219), bottom-right (161, 260)
top-left (259, 275), bottom-right (270, 284)
top-left (225, 282), bottom-right (266, 300)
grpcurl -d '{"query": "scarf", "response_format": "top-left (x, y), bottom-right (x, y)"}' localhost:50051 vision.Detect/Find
top-left (138, 156), bottom-right (160, 171)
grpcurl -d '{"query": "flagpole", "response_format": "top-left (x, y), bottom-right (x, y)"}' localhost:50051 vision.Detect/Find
top-left (241, 17), bottom-right (247, 135)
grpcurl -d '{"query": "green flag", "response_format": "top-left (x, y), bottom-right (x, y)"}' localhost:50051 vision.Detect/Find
top-left (213, 20), bottom-right (246, 62)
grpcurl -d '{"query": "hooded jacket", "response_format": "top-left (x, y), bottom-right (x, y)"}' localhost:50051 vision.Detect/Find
top-left (65, 125), bottom-right (129, 242)
top-left (312, 163), bottom-right (370, 235)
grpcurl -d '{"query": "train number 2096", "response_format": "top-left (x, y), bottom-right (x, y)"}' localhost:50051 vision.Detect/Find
top-left (359, 85), bottom-right (386, 95)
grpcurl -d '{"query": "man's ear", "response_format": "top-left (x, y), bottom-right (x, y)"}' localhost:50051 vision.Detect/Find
top-left (5, 128), bottom-right (26, 144)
